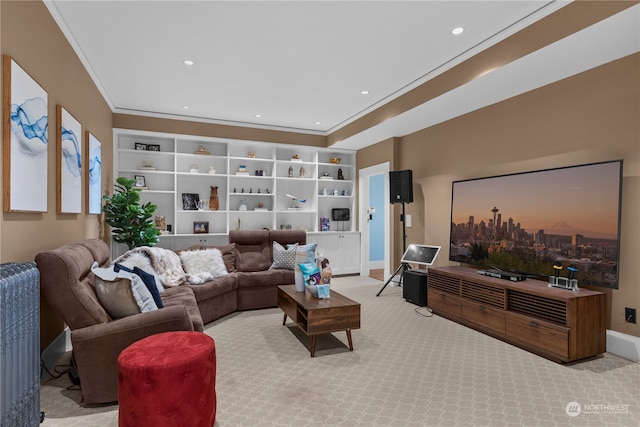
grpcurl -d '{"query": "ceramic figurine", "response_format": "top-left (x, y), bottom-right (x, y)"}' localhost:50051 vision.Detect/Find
top-left (195, 145), bottom-right (209, 155)
top-left (155, 215), bottom-right (166, 231)
top-left (337, 168), bottom-right (344, 180)
top-left (288, 166), bottom-right (293, 177)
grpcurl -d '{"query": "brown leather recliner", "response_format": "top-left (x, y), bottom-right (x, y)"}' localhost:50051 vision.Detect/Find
top-left (36, 239), bottom-right (203, 404)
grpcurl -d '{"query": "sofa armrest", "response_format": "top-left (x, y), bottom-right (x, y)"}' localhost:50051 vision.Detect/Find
top-left (70, 305), bottom-right (195, 403)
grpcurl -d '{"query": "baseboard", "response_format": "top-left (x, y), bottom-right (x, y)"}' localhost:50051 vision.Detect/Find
top-left (40, 327), bottom-right (70, 379)
top-left (606, 330), bottom-right (640, 362)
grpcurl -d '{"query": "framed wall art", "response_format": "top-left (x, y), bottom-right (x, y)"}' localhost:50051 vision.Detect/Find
top-left (86, 131), bottom-right (102, 214)
top-left (57, 105), bottom-right (82, 213)
top-left (3, 55), bottom-right (49, 212)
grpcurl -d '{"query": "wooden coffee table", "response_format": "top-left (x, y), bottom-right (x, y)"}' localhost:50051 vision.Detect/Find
top-left (277, 285), bottom-right (361, 357)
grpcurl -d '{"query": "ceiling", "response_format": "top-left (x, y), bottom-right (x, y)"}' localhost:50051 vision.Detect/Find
top-left (45, 1), bottom-right (639, 150)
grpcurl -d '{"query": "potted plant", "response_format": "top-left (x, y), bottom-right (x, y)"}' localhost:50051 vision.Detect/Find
top-left (102, 177), bottom-right (161, 249)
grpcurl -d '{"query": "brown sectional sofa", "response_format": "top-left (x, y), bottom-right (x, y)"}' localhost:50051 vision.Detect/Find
top-left (179, 229), bottom-right (305, 323)
top-left (36, 229), bottom-right (306, 404)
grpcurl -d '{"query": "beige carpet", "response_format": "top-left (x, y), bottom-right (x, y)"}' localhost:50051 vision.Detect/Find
top-left (40, 276), bottom-right (640, 427)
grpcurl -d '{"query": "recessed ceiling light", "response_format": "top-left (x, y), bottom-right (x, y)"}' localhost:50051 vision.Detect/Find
top-left (451, 27), bottom-right (464, 35)
top-left (315, 121), bottom-right (321, 125)
top-left (361, 90), bottom-right (369, 95)
top-left (181, 105), bottom-right (190, 110)
top-left (255, 114), bottom-right (262, 118)
top-left (183, 59), bottom-right (194, 66)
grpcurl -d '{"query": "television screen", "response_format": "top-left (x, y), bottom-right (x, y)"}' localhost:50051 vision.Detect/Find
top-left (332, 208), bottom-right (350, 221)
top-left (449, 160), bottom-right (623, 288)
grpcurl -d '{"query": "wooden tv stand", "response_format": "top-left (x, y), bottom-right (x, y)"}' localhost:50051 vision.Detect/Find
top-left (427, 266), bottom-right (607, 363)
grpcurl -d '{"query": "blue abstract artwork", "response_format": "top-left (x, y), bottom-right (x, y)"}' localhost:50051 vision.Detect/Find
top-left (4, 57), bottom-right (48, 212)
top-left (58, 106), bottom-right (82, 213)
top-left (87, 132), bottom-right (102, 214)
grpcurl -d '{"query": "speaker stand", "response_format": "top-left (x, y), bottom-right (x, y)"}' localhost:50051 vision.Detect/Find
top-left (377, 202), bottom-right (408, 297)
top-left (376, 261), bottom-right (409, 297)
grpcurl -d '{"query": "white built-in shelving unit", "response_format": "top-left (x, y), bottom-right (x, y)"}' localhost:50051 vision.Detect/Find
top-left (113, 129), bottom-right (360, 273)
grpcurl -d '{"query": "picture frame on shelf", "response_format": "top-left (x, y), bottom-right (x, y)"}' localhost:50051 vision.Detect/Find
top-left (193, 221), bottom-right (209, 234)
top-left (134, 175), bottom-right (146, 187)
top-left (182, 193), bottom-right (200, 210)
top-left (147, 144), bottom-right (161, 152)
top-left (135, 142), bottom-right (147, 151)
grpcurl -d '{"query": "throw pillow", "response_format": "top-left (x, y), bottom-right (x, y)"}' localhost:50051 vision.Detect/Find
top-left (180, 249), bottom-right (228, 279)
top-left (91, 262), bottom-right (158, 319)
top-left (114, 263), bottom-right (164, 308)
top-left (289, 243), bottom-right (317, 264)
top-left (291, 243), bottom-right (317, 273)
top-left (271, 242), bottom-right (298, 270)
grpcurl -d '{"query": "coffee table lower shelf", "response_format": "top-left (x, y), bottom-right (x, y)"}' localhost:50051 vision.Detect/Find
top-left (277, 285), bottom-right (361, 357)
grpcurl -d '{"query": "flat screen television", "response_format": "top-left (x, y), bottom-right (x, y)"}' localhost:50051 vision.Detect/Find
top-left (449, 160), bottom-right (623, 288)
top-left (332, 208), bottom-right (350, 221)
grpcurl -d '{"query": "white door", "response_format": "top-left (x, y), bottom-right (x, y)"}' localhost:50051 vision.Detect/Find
top-left (359, 162), bottom-right (390, 279)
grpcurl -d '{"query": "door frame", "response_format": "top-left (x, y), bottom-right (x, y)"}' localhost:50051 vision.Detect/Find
top-left (359, 162), bottom-right (390, 279)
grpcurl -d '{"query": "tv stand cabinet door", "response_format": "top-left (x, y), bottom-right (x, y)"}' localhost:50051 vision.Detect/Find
top-left (506, 313), bottom-right (569, 360)
top-left (461, 299), bottom-right (505, 335)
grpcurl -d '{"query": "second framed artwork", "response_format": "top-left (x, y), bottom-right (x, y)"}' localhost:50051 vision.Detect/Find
top-left (57, 105), bottom-right (83, 214)
top-left (86, 131), bottom-right (102, 214)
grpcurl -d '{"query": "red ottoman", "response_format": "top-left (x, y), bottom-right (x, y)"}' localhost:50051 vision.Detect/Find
top-left (117, 331), bottom-right (216, 427)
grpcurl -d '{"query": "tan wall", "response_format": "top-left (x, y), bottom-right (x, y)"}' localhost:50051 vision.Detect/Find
top-left (1, 1), bottom-right (113, 348)
top-left (403, 54), bottom-right (640, 337)
top-left (114, 113), bottom-right (327, 147)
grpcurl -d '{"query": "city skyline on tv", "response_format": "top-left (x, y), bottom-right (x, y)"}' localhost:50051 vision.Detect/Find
top-left (450, 161), bottom-right (622, 239)
top-left (449, 160), bottom-right (622, 288)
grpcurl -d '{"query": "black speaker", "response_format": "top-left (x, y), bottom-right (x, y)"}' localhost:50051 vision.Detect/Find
top-left (389, 170), bottom-right (413, 204)
top-left (402, 269), bottom-right (427, 306)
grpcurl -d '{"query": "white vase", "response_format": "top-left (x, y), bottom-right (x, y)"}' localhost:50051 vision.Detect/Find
top-left (294, 271), bottom-right (305, 292)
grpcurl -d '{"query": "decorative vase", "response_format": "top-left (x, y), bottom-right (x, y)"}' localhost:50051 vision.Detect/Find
top-left (209, 186), bottom-right (219, 210)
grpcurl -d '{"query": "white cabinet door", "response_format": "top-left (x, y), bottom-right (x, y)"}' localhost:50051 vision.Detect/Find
top-left (173, 235), bottom-right (229, 249)
top-left (308, 232), bottom-right (360, 275)
top-left (338, 233), bottom-right (360, 274)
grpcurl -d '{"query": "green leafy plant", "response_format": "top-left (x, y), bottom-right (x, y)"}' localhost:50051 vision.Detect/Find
top-left (102, 177), bottom-right (161, 249)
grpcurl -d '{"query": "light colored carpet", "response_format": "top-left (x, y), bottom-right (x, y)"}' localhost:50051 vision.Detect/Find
top-left (40, 276), bottom-right (640, 426)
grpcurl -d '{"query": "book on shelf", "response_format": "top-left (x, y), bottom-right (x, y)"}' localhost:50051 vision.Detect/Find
top-left (320, 217), bottom-right (330, 231)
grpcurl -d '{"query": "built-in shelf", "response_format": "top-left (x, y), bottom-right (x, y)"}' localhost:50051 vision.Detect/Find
top-left (113, 129), bottom-right (358, 258)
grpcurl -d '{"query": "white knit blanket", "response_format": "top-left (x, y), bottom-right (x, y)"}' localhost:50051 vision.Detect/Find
top-left (114, 246), bottom-right (212, 287)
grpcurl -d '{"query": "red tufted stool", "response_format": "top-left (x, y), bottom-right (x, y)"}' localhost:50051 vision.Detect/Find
top-left (117, 331), bottom-right (216, 427)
